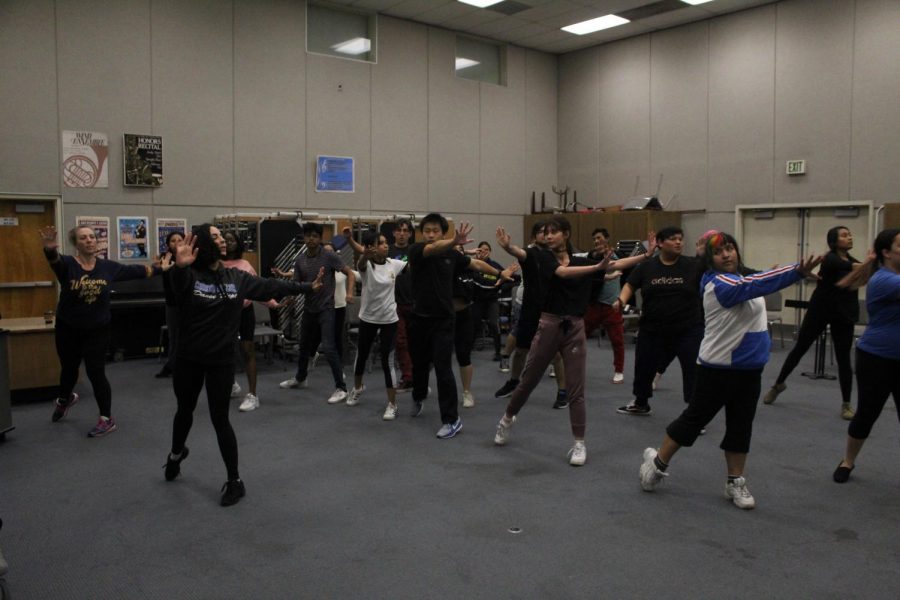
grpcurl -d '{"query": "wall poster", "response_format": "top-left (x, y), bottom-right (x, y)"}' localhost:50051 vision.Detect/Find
top-left (156, 218), bottom-right (187, 256)
top-left (62, 130), bottom-right (109, 188)
top-left (123, 133), bottom-right (163, 187)
top-left (315, 155), bottom-right (354, 193)
top-left (75, 216), bottom-right (110, 260)
top-left (117, 216), bottom-right (149, 260)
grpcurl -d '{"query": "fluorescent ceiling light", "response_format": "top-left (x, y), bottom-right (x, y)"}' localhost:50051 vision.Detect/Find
top-left (455, 58), bottom-right (480, 70)
top-left (458, 0), bottom-right (505, 7)
top-left (681, 0), bottom-right (715, 4)
top-left (331, 37), bottom-right (371, 55)
top-left (561, 14), bottom-right (629, 35)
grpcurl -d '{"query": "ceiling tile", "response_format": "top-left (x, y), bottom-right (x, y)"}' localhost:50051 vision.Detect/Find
top-left (517, 0), bottom-right (582, 22)
top-left (543, 6), bottom-right (607, 29)
top-left (352, 0), bottom-right (407, 10)
top-left (632, 5), bottom-right (708, 30)
top-left (410, 2), bottom-right (477, 24)
top-left (464, 15), bottom-right (531, 36)
top-left (383, 0), bottom-right (452, 19)
top-left (441, 9), bottom-right (506, 29)
top-left (493, 21), bottom-right (554, 42)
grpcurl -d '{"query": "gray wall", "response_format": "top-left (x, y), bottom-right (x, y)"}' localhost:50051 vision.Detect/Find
top-left (557, 0), bottom-right (900, 240)
top-left (0, 0), bottom-right (558, 244)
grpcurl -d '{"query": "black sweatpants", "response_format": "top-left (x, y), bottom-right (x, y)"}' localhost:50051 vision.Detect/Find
top-left (667, 366), bottom-right (762, 454)
top-left (775, 308), bottom-right (854, 403)
top-left (410, 314), bottom-right (458, 424)
top-left (54, 322), bottom-right (112, 417)
top-left (171, 359), bottom-right (239, 481)
top-left (354, 320), bottom-right (397, 388)
top-left (454, 306), bottom-right (474, 367)
top-left (471, 296), bottom-right (501, 355)
top-left (632, 325), bottom-right (703, 407)
top-left (847, 349), bottom-right (900, 440)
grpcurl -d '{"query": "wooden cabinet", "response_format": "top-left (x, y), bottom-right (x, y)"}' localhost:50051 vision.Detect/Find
top-left (0, 318), bottom-right (60, 390)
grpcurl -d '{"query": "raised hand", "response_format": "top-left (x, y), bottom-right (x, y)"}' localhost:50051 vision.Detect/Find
top-left (796, 254), bottom-right (824, 279)
top-left (646, 230), bottom-right (657, 255)
top-left (311, 267), bottom-right (325, 292)
top-left (159, 253), bottom-right (173, 271)
top-left (39, 225), bottom-right (59, 249)
top-left (453, 221), bottom-right (474, 246)
top-left (496, 226), bottom-right (512, 249)
top-left (175, 232), bottom-right (199, 267)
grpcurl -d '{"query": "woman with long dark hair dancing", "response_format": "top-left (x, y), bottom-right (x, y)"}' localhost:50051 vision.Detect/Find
top-left (763, 226), bottom-right (863, 419)
top-left (164, 225), bottom-right (322, 506)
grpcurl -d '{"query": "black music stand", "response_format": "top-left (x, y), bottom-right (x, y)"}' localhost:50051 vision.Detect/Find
top-left (784, 299), bottom-right (836, 380)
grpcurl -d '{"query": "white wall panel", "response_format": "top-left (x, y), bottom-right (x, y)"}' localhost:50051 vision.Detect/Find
top-left (557, 47), bottom-right (599, 205)
top-left (524, 50), bottom-right (557, 206)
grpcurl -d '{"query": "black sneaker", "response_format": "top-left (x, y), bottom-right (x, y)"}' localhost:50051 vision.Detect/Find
top-left (164, 447), bottom-right (190, 481)
top-left (411, 400), bottom-right (424, 417)
top-left (51, 393), bottom-right (79, 423)
top-left (155, 366), bottom-right (172, 378)
top-left (552, 390), bottom-right (568, 410)
top-left (617, 403), bottom-right (652, 416)
top-left (494, 379), bottom-right (518, 398)
top-left (220, 479), bottom-right (246, 507)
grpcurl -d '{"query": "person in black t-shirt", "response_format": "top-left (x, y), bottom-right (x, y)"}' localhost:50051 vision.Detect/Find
top-left (613, 227), bottom-right (704, 416)
top-left (408, 214), bottom-right (504, 439)
top-left (471, 241), bottom-right (505, 360)
top-left (493, 216), bottom-right (610, 466)
top-left (155, 230), bottom-right (185, 378)
top-left (763, 226), bottom-right (863, 419)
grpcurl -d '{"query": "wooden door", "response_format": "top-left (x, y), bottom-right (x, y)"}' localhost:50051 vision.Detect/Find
top-left (0, 198), bottom-right (58, 318)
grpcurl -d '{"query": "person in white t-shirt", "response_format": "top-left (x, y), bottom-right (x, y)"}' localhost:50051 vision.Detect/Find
top-left (346, 231), bottom-right (408, 419)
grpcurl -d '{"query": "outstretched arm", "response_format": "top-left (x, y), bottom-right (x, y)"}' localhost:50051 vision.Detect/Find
top-left (495, 226), bottom-right (527, 261)
top-left (341, 226), bottom-right (365, 255)
top-left (423, 221), bottom-right (474, 257)
top-left (555, 253), bottom-right (612, 279)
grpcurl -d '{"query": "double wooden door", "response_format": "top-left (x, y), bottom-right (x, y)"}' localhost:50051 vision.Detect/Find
top-left (0, 197), bottom-right (59, 319)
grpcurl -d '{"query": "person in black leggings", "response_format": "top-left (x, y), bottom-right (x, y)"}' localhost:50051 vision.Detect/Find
top-left (163, 225), bottom-right (321, 506)
top-left (40, 225), bottom-right (161, 437)
top-left (156, 230), bottom-right (185, 378)
top-left (763, 226), bottom-right (862, 420)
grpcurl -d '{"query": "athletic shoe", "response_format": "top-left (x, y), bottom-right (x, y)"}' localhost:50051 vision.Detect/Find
top-left (311, 352), bottom-right (321, 368)
top-left (841, 403), bottom-right (855, 420)
top-left (462, 390), bottom-right (475, 408)
top-left (652, 372), bottom-right (662, 390)
top-left (436, 418), bottom-right (462, 439)
top-left (51, 392), bottom-right (79, 422)
top-left (639, 447), bottom-right (668, 491)
top-left (494, 416), bottom-right (516, 445)
top-left (499, 356), bottom-right (510, 373)
top-left (612, 372), bottom-right (624, 384)
top-left (495, 379), bottom-right (518, 398)
top-left (239, 394), bottom-right (259, 412)
top-left (87, 417), bottom-right (117, 438)
top-left (327, 389), bottom-right (348, 404)
top-left (220, 479), bottom-right (246, 507)
top-left (411, 400), bottom-right (424, 417)
top-left (164, 447), bottom-right (190, 481)
top-left (231, 382), bottom-right (242, 397)
top-left (763, 383), bottom-right (786, 405)
top-left (617, 402), bottom-right (652, 416)
top-left (154, 366), bottom-right (172, 378)
top-left (395, 380), bottom-right (413, 394)
top-left (567, 441), bottom-right (587, 466)
top-left (383, 403), bottom-right (398, 421)
top-left (549, 365), bottom-right (556, 378)
top-left (552, 390), bottom-right (568, 410)
top-left (279, 377), bottom-right (308, 389)
top-left (833, 462), bottom-right (854, 483)
top-left (725, 477), bottom-right (756, 509)
top-left (346, 386), bottom-right (365, 406)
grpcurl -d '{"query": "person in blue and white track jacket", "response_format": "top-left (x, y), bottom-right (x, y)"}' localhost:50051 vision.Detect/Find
top-left (636, 231), bottom-right (823, 510)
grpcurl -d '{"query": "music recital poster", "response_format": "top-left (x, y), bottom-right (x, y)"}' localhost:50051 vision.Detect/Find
top-left (75, 216), bottom-right (110, 260)
top-left (118, 216), bottom-right (150, 261)
top-left (62, 130), bottom-right (109, 188)
top-left (315, 155), bottom-right (354, 193)
top-left (123, 133), bottom-right (163, 187)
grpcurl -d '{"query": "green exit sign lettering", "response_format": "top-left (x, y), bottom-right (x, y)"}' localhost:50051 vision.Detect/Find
top-left (787, 160), bottom-right (806, 175)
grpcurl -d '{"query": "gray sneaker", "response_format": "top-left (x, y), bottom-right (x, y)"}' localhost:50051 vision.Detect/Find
top-left (494, 415), bottom-right (516, 445)
top-left (763, 383), bottom-right (786, 405)
top-left (725, 477), bottom-right (756, 509)
top-left (436, 418), bottom-right (462, 439)
top-left (639, 447), bottom-right (668, 491)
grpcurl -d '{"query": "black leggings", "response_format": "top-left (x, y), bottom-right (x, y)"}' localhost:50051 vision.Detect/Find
top-left (354, 320), bottom-right (397, 388)
top-left (775, 308), bottom-right (854, 403)
top-left (171, 359), bottom-right (239, 481)
top-left (847, 349), bottom-right (900, 440)
top-left (454, 306), bottom-right (474, 367)
top-left (471, 296), bottom-right (501, 355)
top-left (54, 322), bottom-right (112, 417)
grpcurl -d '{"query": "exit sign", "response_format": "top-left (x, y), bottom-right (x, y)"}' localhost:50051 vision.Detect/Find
top-left (787, 160), bottom-right (806, 175)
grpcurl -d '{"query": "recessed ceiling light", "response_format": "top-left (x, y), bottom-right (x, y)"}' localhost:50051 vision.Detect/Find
top-left (561, 14), bottom-right (629, 35)
top-left (681, 0), bottom-right (715, 5)
top-left (331, 37), bottom-right (371, 55)
top-left (455, 58), bottom-right (480, 70)
top-left (458, 0), bottom-right (505, 7)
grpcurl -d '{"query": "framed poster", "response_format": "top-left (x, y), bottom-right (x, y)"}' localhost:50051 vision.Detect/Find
top-left (156, 218), bottom-right (187, 256)
top-left (62, 130), bottom-right (109, 188)
top-left (75, 216), bottom-right (110, 259)
top-left (123, 133), bottom-right (163, 187)
top-left (315, 155), bottom-right (354, 193)
top-left (117, 216), bottom-right (149, 260)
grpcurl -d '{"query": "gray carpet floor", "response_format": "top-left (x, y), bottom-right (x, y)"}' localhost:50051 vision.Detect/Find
top-left (1, 338), bottom-right (898, 599)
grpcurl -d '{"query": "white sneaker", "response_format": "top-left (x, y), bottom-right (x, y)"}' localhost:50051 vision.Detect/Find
top-left (327, 389), bottom-right (348, 404)
top-left (346, 386), bottom-right (365, 406)
top-left (462, 390), bottom-right (475, 408)
top-left (239, 393), bottom-right (259, 412)
top-left (612, 372), bottom-right (624, 384)
top-left (725, 477), bottom-right (756, 510)
top-left (639, 447), bottom-right (668, 491)
top-left (652, 372), bottom-right (662, 390)
top-left (549, 365), bottom-right (556, 378)
top-left (567, 441), bottom-right (587, 466)
top-left (279, 377), bottom-right (308, 389)
top-left (231, 382), bottom-right (242, 397)
top-left (383, 403), bottom-right (398, 420)
top-left (494, 416), bottom-right (516, 445)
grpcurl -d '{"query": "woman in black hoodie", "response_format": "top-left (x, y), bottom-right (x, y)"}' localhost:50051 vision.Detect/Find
top-left (164, 224), bottom-right (322, 506)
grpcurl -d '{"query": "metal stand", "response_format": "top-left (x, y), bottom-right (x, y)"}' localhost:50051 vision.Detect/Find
top-left (801, 327), bottom-right (836, 380)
